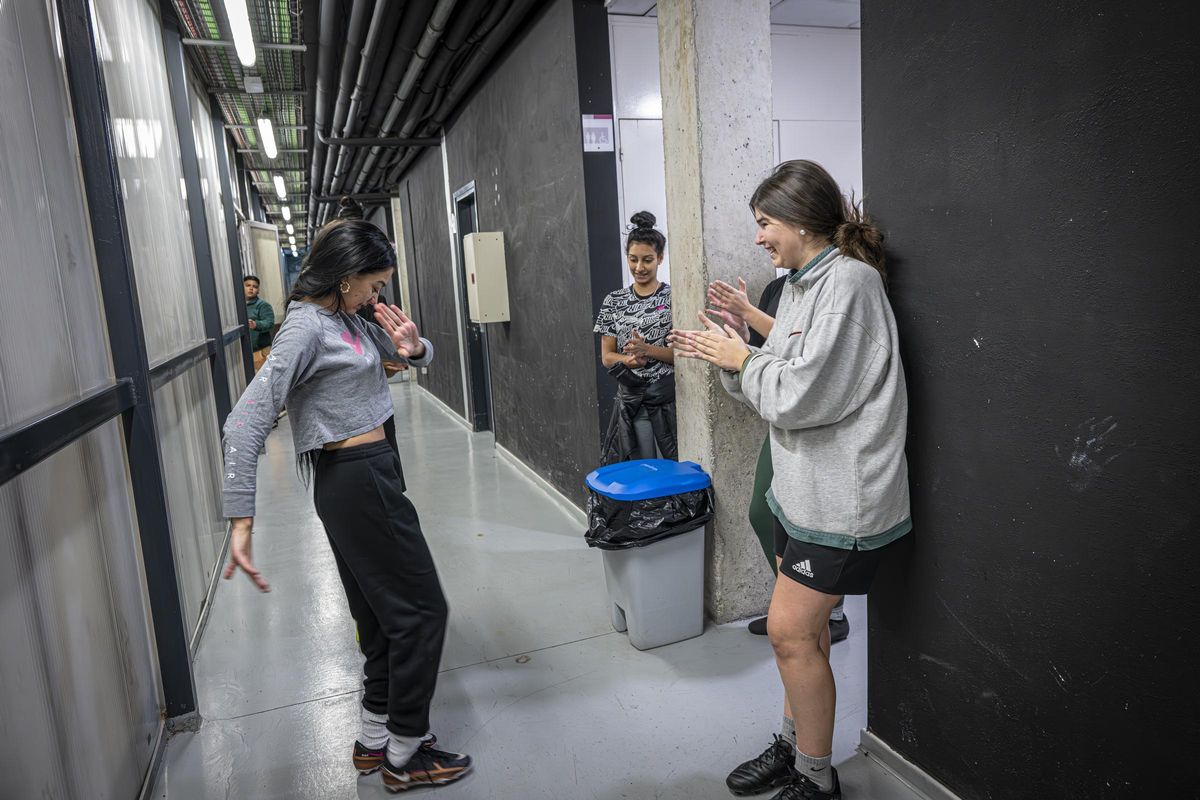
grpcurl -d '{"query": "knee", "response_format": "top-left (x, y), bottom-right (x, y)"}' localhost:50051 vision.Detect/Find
top-left (767, 617), bottom-right (821, 662)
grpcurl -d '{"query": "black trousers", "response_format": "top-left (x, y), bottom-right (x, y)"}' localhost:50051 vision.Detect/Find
top-left (313, 440), bottom-right (448, 737)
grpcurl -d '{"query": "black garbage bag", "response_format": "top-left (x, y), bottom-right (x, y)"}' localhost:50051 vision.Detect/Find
top-left (585, 486), bottom-right (714, 550)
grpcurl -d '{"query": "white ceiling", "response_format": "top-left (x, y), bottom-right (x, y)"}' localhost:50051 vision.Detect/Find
top-left (604, 0), bottom-right (861, 29)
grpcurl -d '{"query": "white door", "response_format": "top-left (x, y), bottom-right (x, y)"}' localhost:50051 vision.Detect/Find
top-left (617, 118), bottom-right (671, 286)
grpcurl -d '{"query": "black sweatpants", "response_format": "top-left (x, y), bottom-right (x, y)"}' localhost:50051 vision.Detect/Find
top-left (313, 440), bottom-right (448, 737)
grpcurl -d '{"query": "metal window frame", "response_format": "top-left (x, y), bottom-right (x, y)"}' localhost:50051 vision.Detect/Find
top-left (55, 0), bottom-right (202, 711)
top-left (0, 381), bottom-right (135, 486)
top-left (161, 14), bottom-right (233, 428)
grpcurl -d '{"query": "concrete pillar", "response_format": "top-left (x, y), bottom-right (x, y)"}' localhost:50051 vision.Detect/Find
top-left (658, 0), bottom-right (776, 622)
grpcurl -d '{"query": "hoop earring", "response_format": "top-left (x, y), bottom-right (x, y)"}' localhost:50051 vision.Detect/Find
top-left (340, 280), bottom-right (350, 294)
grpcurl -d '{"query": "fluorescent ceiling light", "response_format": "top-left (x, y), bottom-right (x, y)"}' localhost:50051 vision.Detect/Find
top-left (256, 117), bottom-right (277, 159)
top-left (286, 223), bottom-right (294, 235)
top-left (273, 174), bottom-right (286, 199)
top-left (288, 235), bottom-right (296, 245)
top-left (291, 248), bottom-right (298, 257)
top-left (281, 206), bottom-right (291, 221)
top-left (223, 0), bottom-right (256, 67)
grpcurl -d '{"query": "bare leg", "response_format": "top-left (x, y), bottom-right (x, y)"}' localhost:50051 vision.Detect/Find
top-left (767, 575), bottom-right (842, 758)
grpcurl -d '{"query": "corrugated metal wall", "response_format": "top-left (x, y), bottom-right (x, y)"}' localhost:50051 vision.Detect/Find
top-left (0, 0), bottom-right (162, 795)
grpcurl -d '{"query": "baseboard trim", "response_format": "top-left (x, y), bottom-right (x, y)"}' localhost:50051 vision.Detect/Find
top-left (136, 720), bottom-right (168, 800)
top-left (494, 443), bottom-right (587, 529)
top-left (858, 729), bottom-right (961, 800)
top-left (413, 384), bottom-right (470, 431)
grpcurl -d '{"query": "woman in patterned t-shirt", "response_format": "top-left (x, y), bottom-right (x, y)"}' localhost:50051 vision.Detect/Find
top-left (594, 211), bottom-right (676, 463)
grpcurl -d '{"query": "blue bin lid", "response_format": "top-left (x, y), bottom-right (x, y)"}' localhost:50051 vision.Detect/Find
top-left (585, 459), bottom-right (711, 501)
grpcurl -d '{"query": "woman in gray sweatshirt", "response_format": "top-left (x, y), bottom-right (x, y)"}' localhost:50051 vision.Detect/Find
top-left (221, 220), bottom-right (472, 792)
top-left (673, 161), bottom-right (910, 800)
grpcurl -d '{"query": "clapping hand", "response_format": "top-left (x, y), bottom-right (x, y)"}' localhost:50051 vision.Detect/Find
top-left (669, 310), bottom-right (751, 371)
top-left (623, 329), bottom-right (652, 359)
top-left (707, 278), bottom-right (753, 319)
top-left (373, 303), bottom-right (426, 359)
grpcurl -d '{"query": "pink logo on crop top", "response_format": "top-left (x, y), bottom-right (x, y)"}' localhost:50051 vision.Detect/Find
top-left (341, 331), bottom-right (363, 355)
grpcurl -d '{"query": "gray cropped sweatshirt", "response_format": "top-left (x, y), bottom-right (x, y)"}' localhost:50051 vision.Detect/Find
top-left (721, 248), bottom-right (911, 550)
top-left (221, 300), bottom-right (433, 518)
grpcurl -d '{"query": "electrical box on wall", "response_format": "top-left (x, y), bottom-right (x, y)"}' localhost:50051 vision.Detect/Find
top-left (463, 232), bottom-right (510, 323)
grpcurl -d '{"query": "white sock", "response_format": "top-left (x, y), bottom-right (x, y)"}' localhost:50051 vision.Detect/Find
top-left (360, 709), bottom-right (388, 749)
top-left (795, 748), bottom-right (834, 792)
top-left (387, 733), bottom-right (422, 767)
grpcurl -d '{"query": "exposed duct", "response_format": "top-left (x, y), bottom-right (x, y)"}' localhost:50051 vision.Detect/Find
top-left (328, 0), bottom-right (407, 196)
top-left (307, 0), bottom-right (343, 233)
top-left (385, 0), bottom-right (541, 186)
top-left (357, 0), bottom-right (493, 191)
top-left (319, 0), bottom-right (375, 203)
top-left (322, 0), bottom-right (438, 225)
top-left (350, 0), bottom-right (460, 194)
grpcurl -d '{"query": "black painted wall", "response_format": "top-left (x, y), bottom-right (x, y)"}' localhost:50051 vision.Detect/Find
top-left (862, 2), bottom-right (1199, 797)
top-left (400, 150), bottom-right (464, 416)
top-left (402, 0), bottom-right (620, 506)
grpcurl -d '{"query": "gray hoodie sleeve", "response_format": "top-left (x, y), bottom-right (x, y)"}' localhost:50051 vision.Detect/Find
top-left (221, 313), bottom-right (320, 518)
top-left (731, 311), bottom-right (889, 430)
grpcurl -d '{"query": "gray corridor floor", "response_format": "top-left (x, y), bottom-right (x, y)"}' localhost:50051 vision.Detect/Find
top-left (151, 382), bottom-right (918, 800)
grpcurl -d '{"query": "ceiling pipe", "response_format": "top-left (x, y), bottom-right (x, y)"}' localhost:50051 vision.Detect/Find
top-left (320, 0), bottom-right (376, 203)
top-left (351, 0), bottom-right (460, 193)
top-left (386, 0), bottom-right (540, 187)
top-left (358, 0), bottom-right (492, 192)
top-left (326, 0), bottom-right (438, 225)
top-left (307, 0), bottom-right (342, 232)
top-left (319, 132), bottom-right (442, 147)
top-left (329, 0), bottom-right (406, 192)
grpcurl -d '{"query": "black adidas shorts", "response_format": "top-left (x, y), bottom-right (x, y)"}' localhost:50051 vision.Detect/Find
top-left (773, 517), bottom-right (893, 595)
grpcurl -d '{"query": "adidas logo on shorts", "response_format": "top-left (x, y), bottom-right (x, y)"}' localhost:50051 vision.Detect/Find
top-left (793, 559), bottom-right (814, 578)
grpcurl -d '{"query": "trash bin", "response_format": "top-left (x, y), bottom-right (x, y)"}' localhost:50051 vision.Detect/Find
top-left (585, 459), bottom-right (713, 650)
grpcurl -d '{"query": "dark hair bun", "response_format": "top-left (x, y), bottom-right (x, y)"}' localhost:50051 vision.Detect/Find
top-left (630, 210), bottom-right (657, 229)
top-left (337, 196), bottom-right (365, 220)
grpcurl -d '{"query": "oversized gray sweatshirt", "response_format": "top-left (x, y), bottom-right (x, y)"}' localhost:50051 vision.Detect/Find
top-left (721, 248), bottom-right (911, 549)
top-left (221, 300), bottom-right (433, 518)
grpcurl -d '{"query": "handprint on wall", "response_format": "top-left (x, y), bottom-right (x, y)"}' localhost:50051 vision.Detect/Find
top-left (1055, 416), bottom-right (1132, 492)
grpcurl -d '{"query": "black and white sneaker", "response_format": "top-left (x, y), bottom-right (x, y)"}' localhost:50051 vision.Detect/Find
top-left (353, 733), bottom-right (438, 775)
top-left (726, 735), bottom-right (794, 796)
top-left (381, 744), bottom-right (472, 792)
top-left (769, 766), bottom-right (842, 799)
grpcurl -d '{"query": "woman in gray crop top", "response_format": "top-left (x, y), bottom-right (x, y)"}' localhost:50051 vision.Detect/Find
top-left (221, 219), bottom-right (472, 790)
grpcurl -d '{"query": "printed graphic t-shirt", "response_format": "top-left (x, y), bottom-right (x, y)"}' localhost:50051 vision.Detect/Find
top-left (593, 283), bottom-right (673, 383)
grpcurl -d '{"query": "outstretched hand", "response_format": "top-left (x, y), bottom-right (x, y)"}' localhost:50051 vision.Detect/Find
top-left (669, 310), bottom-right (751, 371)
top-left (224, 519), bottom-right (269, 592)
top-left (707, 277), bottom-right (753, 319)
top-left (374, 303), bottom-right (426, 359)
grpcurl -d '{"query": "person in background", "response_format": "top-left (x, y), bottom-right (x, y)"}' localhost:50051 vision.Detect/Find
top-left (244, 275), bottom-right (275, 372)
top-left (594, 211), bottom-right (676, 463)
top-left (673, 161), bottom-right (910, 800)
top-left (708, 276), bottom-right (850, 642)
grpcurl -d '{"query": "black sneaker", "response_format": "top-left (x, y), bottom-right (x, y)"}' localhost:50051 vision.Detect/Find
top-left (381, 744), bottom-right (472, 792)
top-left (726, 735), bottom-right (794, 796)
top-left (352, 734), bottom-right (438, 775)
top-left (829, 615), bottom-right (849, 644)
top-left (769, 766), bottom-right (842, 799)
top-left (748, 616), bottom-right (769, 636)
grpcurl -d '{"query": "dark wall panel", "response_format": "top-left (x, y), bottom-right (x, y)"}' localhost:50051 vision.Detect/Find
top-left (442, 0), bottom-right (601, 506)
top-left (403, 148), bottom-right (464, 416)
top-left (862, 1), bottom-right (1199, 798)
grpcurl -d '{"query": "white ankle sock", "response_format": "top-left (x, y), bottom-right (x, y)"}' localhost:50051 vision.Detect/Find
top-left (795, 748), bottom-right (833, 792)
top-left (360, 709), bottom-right (388, 749)
top-left (387, 733), bottom-right (422, 767)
